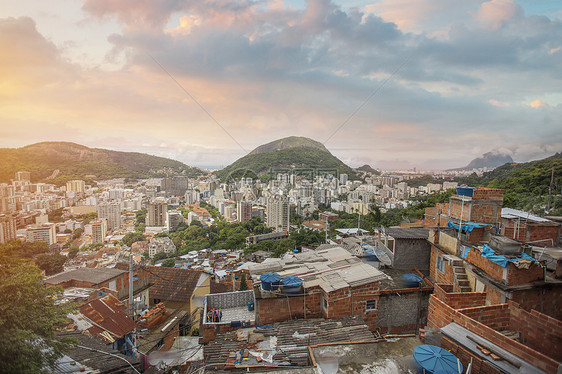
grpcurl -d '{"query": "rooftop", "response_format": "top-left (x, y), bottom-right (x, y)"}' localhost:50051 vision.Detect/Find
top-left (146, 266), bottom-right (203, 303)
top-left (501, 207), bottom-right (553, 223)
top-left (45, 267), bottom-right (127, 286)
top-left (385, 227), bottom-right (429, 240)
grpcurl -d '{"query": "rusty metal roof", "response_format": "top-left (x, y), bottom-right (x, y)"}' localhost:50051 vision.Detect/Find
top-left (79, 294), bottom-right (136, 341)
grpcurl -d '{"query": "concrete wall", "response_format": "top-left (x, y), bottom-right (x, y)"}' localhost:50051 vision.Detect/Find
top-left (377, 290), bottom-right (430, 334)
top-left (205, 290), bottom-right (254, 309)
top-left (392, 238), bottom-right (431, 273)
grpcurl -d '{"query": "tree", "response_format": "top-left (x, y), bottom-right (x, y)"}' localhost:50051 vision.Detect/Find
top-left (67, 246), bottom-right (80, 259)
top-left (239, 273), bottom-right (248, 291)
top-left (122, 232), bottom-right (146, 247)
top-left (35, 253), bottom-right (67, 276)
top-left (71, 228), bottom-right (83, 240)
top-left (151, 251), bottom-right (169, 265)
top-left (0, 250), bottom-right (76, 373)
top-left (161, 258), bottom-right (176, 267)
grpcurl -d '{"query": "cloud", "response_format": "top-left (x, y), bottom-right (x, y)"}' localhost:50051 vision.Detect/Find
top-left (1, 0), bottom-right (562, 170)
top-left (477, 0), bottom-right (523, 29)
top-left (529, 99), bottom-right (548, 108)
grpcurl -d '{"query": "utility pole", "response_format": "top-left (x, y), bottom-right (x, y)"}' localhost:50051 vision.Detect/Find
top-left (128, 252), bottom-right (134, 319)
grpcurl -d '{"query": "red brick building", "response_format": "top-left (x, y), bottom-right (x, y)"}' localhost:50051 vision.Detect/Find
top-left (426, 284), bottom-right (561, 374)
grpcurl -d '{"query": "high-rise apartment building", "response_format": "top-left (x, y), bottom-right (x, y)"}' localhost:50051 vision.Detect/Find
top-left (266, 199), bottom-right (289, 233)
top-left (147, 202), bottom-right (168, 227)
top-left (91, 219), bottom-right (108, 244)
top-left (66, 180), bottom-right (86, 194)
top-left (185, 190), bottom-right (200, 205)
top-left (237, 202), bottom-right (252, 223)
top-left (96, 202), bottom-right (122, 231)
top-left (166, 211), bottom-right (183, 232)
top-left (26, 223), bottom-right (56, 245)
top-left (0, 214), bottom-right (16, 244)
top-left (161, 176), bottom-right (189, 197)
top-left (15, 171), bottom-right (31, 182)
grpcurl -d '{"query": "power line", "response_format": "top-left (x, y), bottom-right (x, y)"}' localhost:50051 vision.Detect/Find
top-left (147, 53), bottom-right (247, 153)
top-left (324, 53), bottom-right (412, 145)
top-left (75, 345), bottom-right (141, 374)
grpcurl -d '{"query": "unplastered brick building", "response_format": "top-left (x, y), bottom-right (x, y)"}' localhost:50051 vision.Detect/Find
top-left (426, 284), bottom-right (562, 374)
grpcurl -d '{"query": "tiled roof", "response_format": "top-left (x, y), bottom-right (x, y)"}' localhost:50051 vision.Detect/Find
top-left (79, 294), bottom-right (136, 340)
top-left (147, 266), bottom-right (202, 303)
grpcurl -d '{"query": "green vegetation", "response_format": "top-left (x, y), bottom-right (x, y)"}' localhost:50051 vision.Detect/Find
top-left (239, 273), bottom-right (248, 291)
top-left (161, 258), bottom-right (176, 267)
top-left (47, 208), bottom-right (66, 223)
top-left (0, 241), bottom-right (76, 373)
top-left (405, 175), bottom-right (452, 188)
top-left (0, 142), bottom-right (203, 185)
top-left (457, 152), bottom-right (562, 215)
top-left (35, 253), bottom-right (68, 276)
top-left (122, 232), bottom-right (146, 247)
top-left (215, 146), bottom-right (357, 182)
top-left (67, 246), bottom-right (80, 259)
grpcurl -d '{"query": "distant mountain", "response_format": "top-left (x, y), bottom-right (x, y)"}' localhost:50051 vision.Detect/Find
top-left (215, 136), bottom-right (356, 181)
top-left (356, 164), bottom-right (380, 175)
top-left (457, 151), bottom-right (514, 170)
top-left (249, 136), bottom-right (329, 155)
top-left (0, 142), bottom-right (202, 185)
top-left (458, 152), bottom-right (561, 212)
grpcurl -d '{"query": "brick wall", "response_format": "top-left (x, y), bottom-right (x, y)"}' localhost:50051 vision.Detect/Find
top-left (441, 336), bottom-right (503, 374)
top-left (510, 286), bottom-right (562, 321)
top-left (470, 203), bottom-right (501, 224)
top-left (433, 284), bottom-right (487, 309)
top-left (427, 285), bottom-right (561, 374)
top-left (506, 261), bottom-right (543, 285)
top-left (509, 303), bottom-right (562, 362)
top-left (465, 247), bottom-right (504, 282)
top-left (257, 287), bottom-right (323, 326)
top-left (471, 188), bottom-right (504, 201)
top-left (457, 304), bottom-right (510, 330)
top-left (502, 221), bottom-right (560, 245)
top-left (430, 246), bottom-right (455, 284)
top-left (449, 198), bottom-right (471, 222)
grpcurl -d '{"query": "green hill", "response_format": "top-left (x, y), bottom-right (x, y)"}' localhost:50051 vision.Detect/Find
top-left (0, 142), bottom-right (203, 185)
top-left (215, 137), bottom-right (357, 181)
top-left (458, 152), bottom-right (562, 214)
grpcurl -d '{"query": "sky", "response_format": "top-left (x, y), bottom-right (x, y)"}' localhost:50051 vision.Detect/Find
top-left (0, 0), bottom-right (561, 170)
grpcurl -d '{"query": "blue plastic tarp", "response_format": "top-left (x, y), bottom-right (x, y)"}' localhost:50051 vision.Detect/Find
top-left (481, 244), bottom-right (536, 268)
top-left (447, 221), bottom-right (489, 233)
top-left (460, 247), bottom-right (470, 259)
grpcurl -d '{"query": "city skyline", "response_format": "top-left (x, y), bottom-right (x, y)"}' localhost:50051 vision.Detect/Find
top-left (1, 0), bottom-right (561, 170)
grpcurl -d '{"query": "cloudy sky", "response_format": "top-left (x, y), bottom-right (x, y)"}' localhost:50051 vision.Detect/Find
top-left (0, 0), bottom-right (561, 170)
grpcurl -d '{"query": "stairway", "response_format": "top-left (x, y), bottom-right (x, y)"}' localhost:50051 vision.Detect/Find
top-left (452, 259), bottom-right (471, 292)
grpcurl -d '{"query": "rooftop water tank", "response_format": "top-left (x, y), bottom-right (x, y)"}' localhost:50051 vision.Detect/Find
top-left (260, 272), bottom-right (282, 291)
top-left (281, 276), bottom-right (303, 295)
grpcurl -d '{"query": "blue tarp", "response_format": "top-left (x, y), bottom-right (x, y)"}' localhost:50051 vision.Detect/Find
top-left (460, 247), bottom-right (470, 259)
top-left (447, 221), bottom-right (490, 233)
top-left (481, 244), bottom-right (535, 268)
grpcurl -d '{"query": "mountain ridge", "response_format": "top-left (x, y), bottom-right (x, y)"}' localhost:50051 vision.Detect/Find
top-left (0, 142), bottom-right (202, 185)
top-left (216, 136), bottom-right (356, 181)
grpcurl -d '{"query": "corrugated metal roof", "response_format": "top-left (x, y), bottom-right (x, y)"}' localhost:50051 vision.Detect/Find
top-left (45, 268), bottom-right (126, 286)
top-left (78, 294), bottom-right (136, 341)
top-left (501, 207), bottom-right (552, 223)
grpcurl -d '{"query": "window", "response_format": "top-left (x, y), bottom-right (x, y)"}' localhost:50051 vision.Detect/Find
top-left (437, 255), bottom-right (445, 274)
top-left (322, 295), bottom-right (328, 311)
top-left (365, 299), bottom-right (377, 312)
